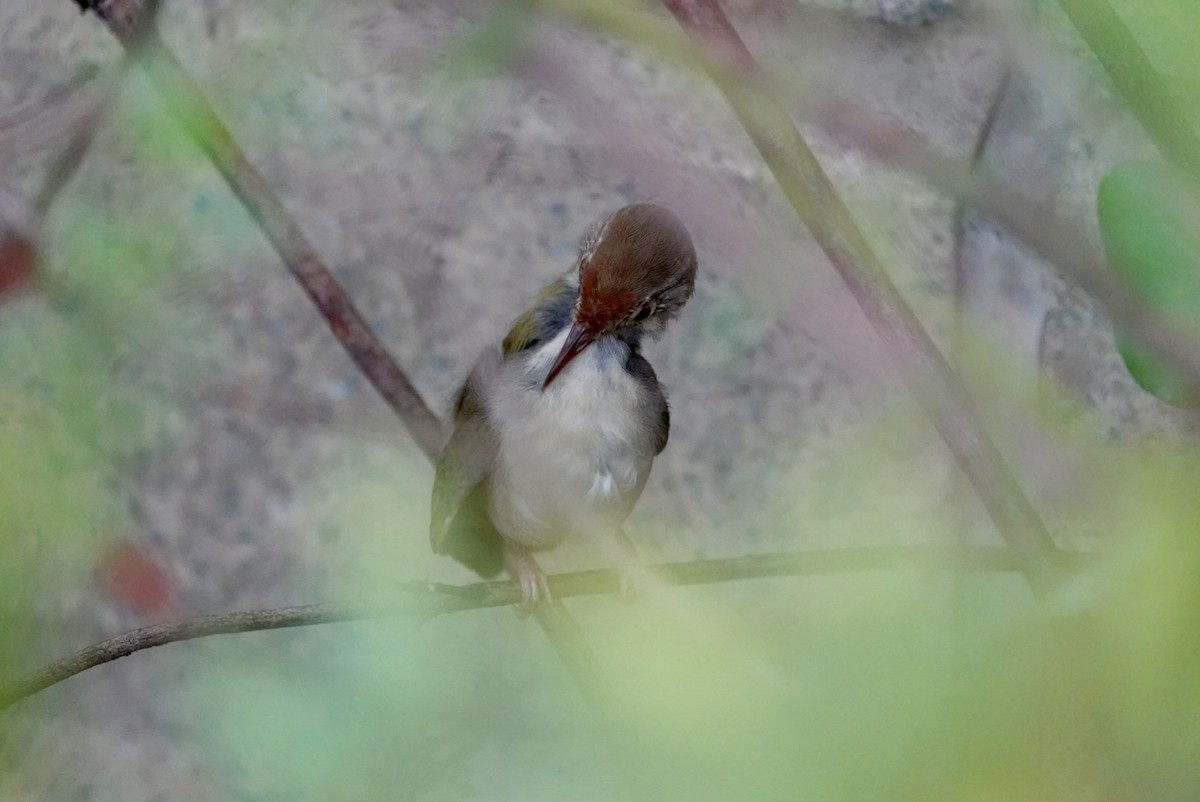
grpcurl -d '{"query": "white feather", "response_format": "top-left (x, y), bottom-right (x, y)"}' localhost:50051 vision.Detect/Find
top-left (484, 328), bottom-right (653, 550)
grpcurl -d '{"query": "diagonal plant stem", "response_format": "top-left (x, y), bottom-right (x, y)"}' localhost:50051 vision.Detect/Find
top-left (0, 545), bottom-right (1080, 712)
top-left (656, 0), bottom-right (1062, 598)
top-left (1055, 0), bottom-right (1200, 188)
top-left (950, 64), bottom-right (1012, 326)
top-left (949, 65), bottom-right (1013, 773)
top-left (74, 0), bottom-right (444, 459)
top-left (540, 0), bottom-right (1200, 401)
top-left (0, 71), bottom-right (110, 159)
top-left (68, 0), bottom-right (620, 712)
top-left (32, 59), bottom-right (129, 218)
top-left (812, 95), bottom-right (1200, 390)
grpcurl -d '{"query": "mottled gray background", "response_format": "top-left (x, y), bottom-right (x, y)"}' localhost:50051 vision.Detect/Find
top-left (0, 0), bottom-right (1192, 799)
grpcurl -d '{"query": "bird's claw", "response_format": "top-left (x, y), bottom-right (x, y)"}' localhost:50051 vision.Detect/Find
top-left (616, 568), bottom-right (640, 604)
top-left (612, 528), bottom-right (644, 604)
top-left (516, 567), bottom-right (551, 617)
top-left (505, 544), bottom-right (551, 617)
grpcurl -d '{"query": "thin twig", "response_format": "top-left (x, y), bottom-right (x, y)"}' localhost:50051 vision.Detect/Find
top-left (75, 1), bottom-right (444, 460)
top-left (950, 64), bottom-right (1012, 324)
top-left (949, 65), bottom-right (1013, 772)
top-left (0, 53), bottom-right (125, 308)
top-left (0, 70), bottom-right (108, 158)
top-left (537, 1), bottom-right (1200, 397)
top-left (33, 60), bottom-right (129, 217)
top-left (0, 545), bottom-right (1082, 712)
top-left (15, 60), bottom-right (134, 316)
top-left (69, 0), bottom-right (619, 710)
top-left (655, 0), bottom-right (1063, 598)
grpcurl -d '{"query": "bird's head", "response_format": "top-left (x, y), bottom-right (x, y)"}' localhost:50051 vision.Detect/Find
top-left (543, 204), bottom-right (697, 389)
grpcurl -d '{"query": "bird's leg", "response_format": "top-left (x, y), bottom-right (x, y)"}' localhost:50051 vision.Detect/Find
top-left (503, 540), bottom-right (551, 616)
top-left (611, 528), bottom-right (648, 603)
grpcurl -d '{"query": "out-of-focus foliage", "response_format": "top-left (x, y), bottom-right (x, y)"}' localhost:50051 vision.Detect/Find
top-left (1076, 452), bottom-right (1200, 799)
top-left (170, 448), bottom-right (1200, 801)
top-left (1099, 160), bottom-right (1200, 406)
top-left (5, 0), bottom-right (1200, 800)
top-left (0, 326), bottom-right (114, 681)
top-left (1097, 0), bottom-right (1200, 409)
top-left (1111, 0), bottom-right (1200, 112)
top-left (0, 69), bottom-right (237, 690)
top-left (167, 390), bottom-right (1200, 800)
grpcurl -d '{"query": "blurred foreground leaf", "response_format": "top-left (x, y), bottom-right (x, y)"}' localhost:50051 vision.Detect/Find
top-left (0, 310), bottom-right (118, 681)
top-left (1112, 0), bottom-right (1200, 115)
top-left (1098, 160), bottom-right (1200, 406)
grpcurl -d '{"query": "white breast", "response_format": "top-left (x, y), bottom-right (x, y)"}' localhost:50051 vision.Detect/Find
top-left (485, 329), bottom-right (654, 550)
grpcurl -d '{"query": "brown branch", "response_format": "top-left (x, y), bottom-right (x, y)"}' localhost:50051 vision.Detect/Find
top-left (538, 1), bottom-right (1199, 389)
top-left (812, 95), bottom-right (1200, 393)
top-left (74, 0), bottom-right (445, 460)
top-left (68, 0), bottom-right (617, 710)
top-left (0, 545), bottom-right (1082, 712)
top-left (656, 0), bottom-right (1063, 598)
top-left (0, 56), bottom-right (125, 305)
top-left (32, 60), bottom-right (128, 218)
top-left (0, 70), bottom-right (108, 158)
top-left (951, 65), bottom-right (1012, 334)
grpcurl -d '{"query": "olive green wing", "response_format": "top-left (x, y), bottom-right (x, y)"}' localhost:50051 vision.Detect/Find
top-left (502, 277), bottom-right (575, 356)
top-left (430, 354), bottom-right (505, 577)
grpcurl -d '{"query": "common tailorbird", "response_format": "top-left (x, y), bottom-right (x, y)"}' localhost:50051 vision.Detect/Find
top-left (430, 203), bottom-right (697, 611)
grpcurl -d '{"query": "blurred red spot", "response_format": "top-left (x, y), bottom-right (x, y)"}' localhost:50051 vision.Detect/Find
top-left (97, 541), bottom-right (174, 616)
top-left (0, 232), bottom-right (37, 299)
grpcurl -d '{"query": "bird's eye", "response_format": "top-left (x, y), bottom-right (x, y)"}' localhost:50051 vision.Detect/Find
top-left (632, 305), bottom-right (653, 322)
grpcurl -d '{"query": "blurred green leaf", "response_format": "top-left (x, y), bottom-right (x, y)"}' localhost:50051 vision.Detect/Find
top-left (1112, 0), bottom-right (1200, 116)
top-left (1098, 159), bottom-right (1200, 405)
top-left (0, 307), bottom-right (118, 680)
top-left (0, 134), bottom-right (234, 686)
top-left (1085, 451), bottom-right (1200, 796)
top-left (441, 1), bottom-right (533, 83)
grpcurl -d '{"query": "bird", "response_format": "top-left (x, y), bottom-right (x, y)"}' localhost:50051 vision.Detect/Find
top-left (430, 203), bottom-right (697, 612)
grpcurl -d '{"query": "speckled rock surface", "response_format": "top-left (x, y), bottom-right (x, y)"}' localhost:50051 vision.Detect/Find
top-left (0, 0), bottom-right (1191, 799)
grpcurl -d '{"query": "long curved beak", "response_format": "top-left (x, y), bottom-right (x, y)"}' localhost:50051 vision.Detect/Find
top-left (543, 322), bottom-right (595, 389)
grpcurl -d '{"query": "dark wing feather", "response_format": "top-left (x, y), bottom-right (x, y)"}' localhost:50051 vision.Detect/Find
top-left (430, 355), bottom-right (505, 577)
top-left (626, 349), bottom-right (670, 455)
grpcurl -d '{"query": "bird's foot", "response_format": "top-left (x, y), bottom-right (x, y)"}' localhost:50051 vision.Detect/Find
top-left (504, 542), bottom-right (551, 617)
top-left (616, 567), bottom-right (641, 604)
top-left (612, 528), bottom-right (647, 604)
